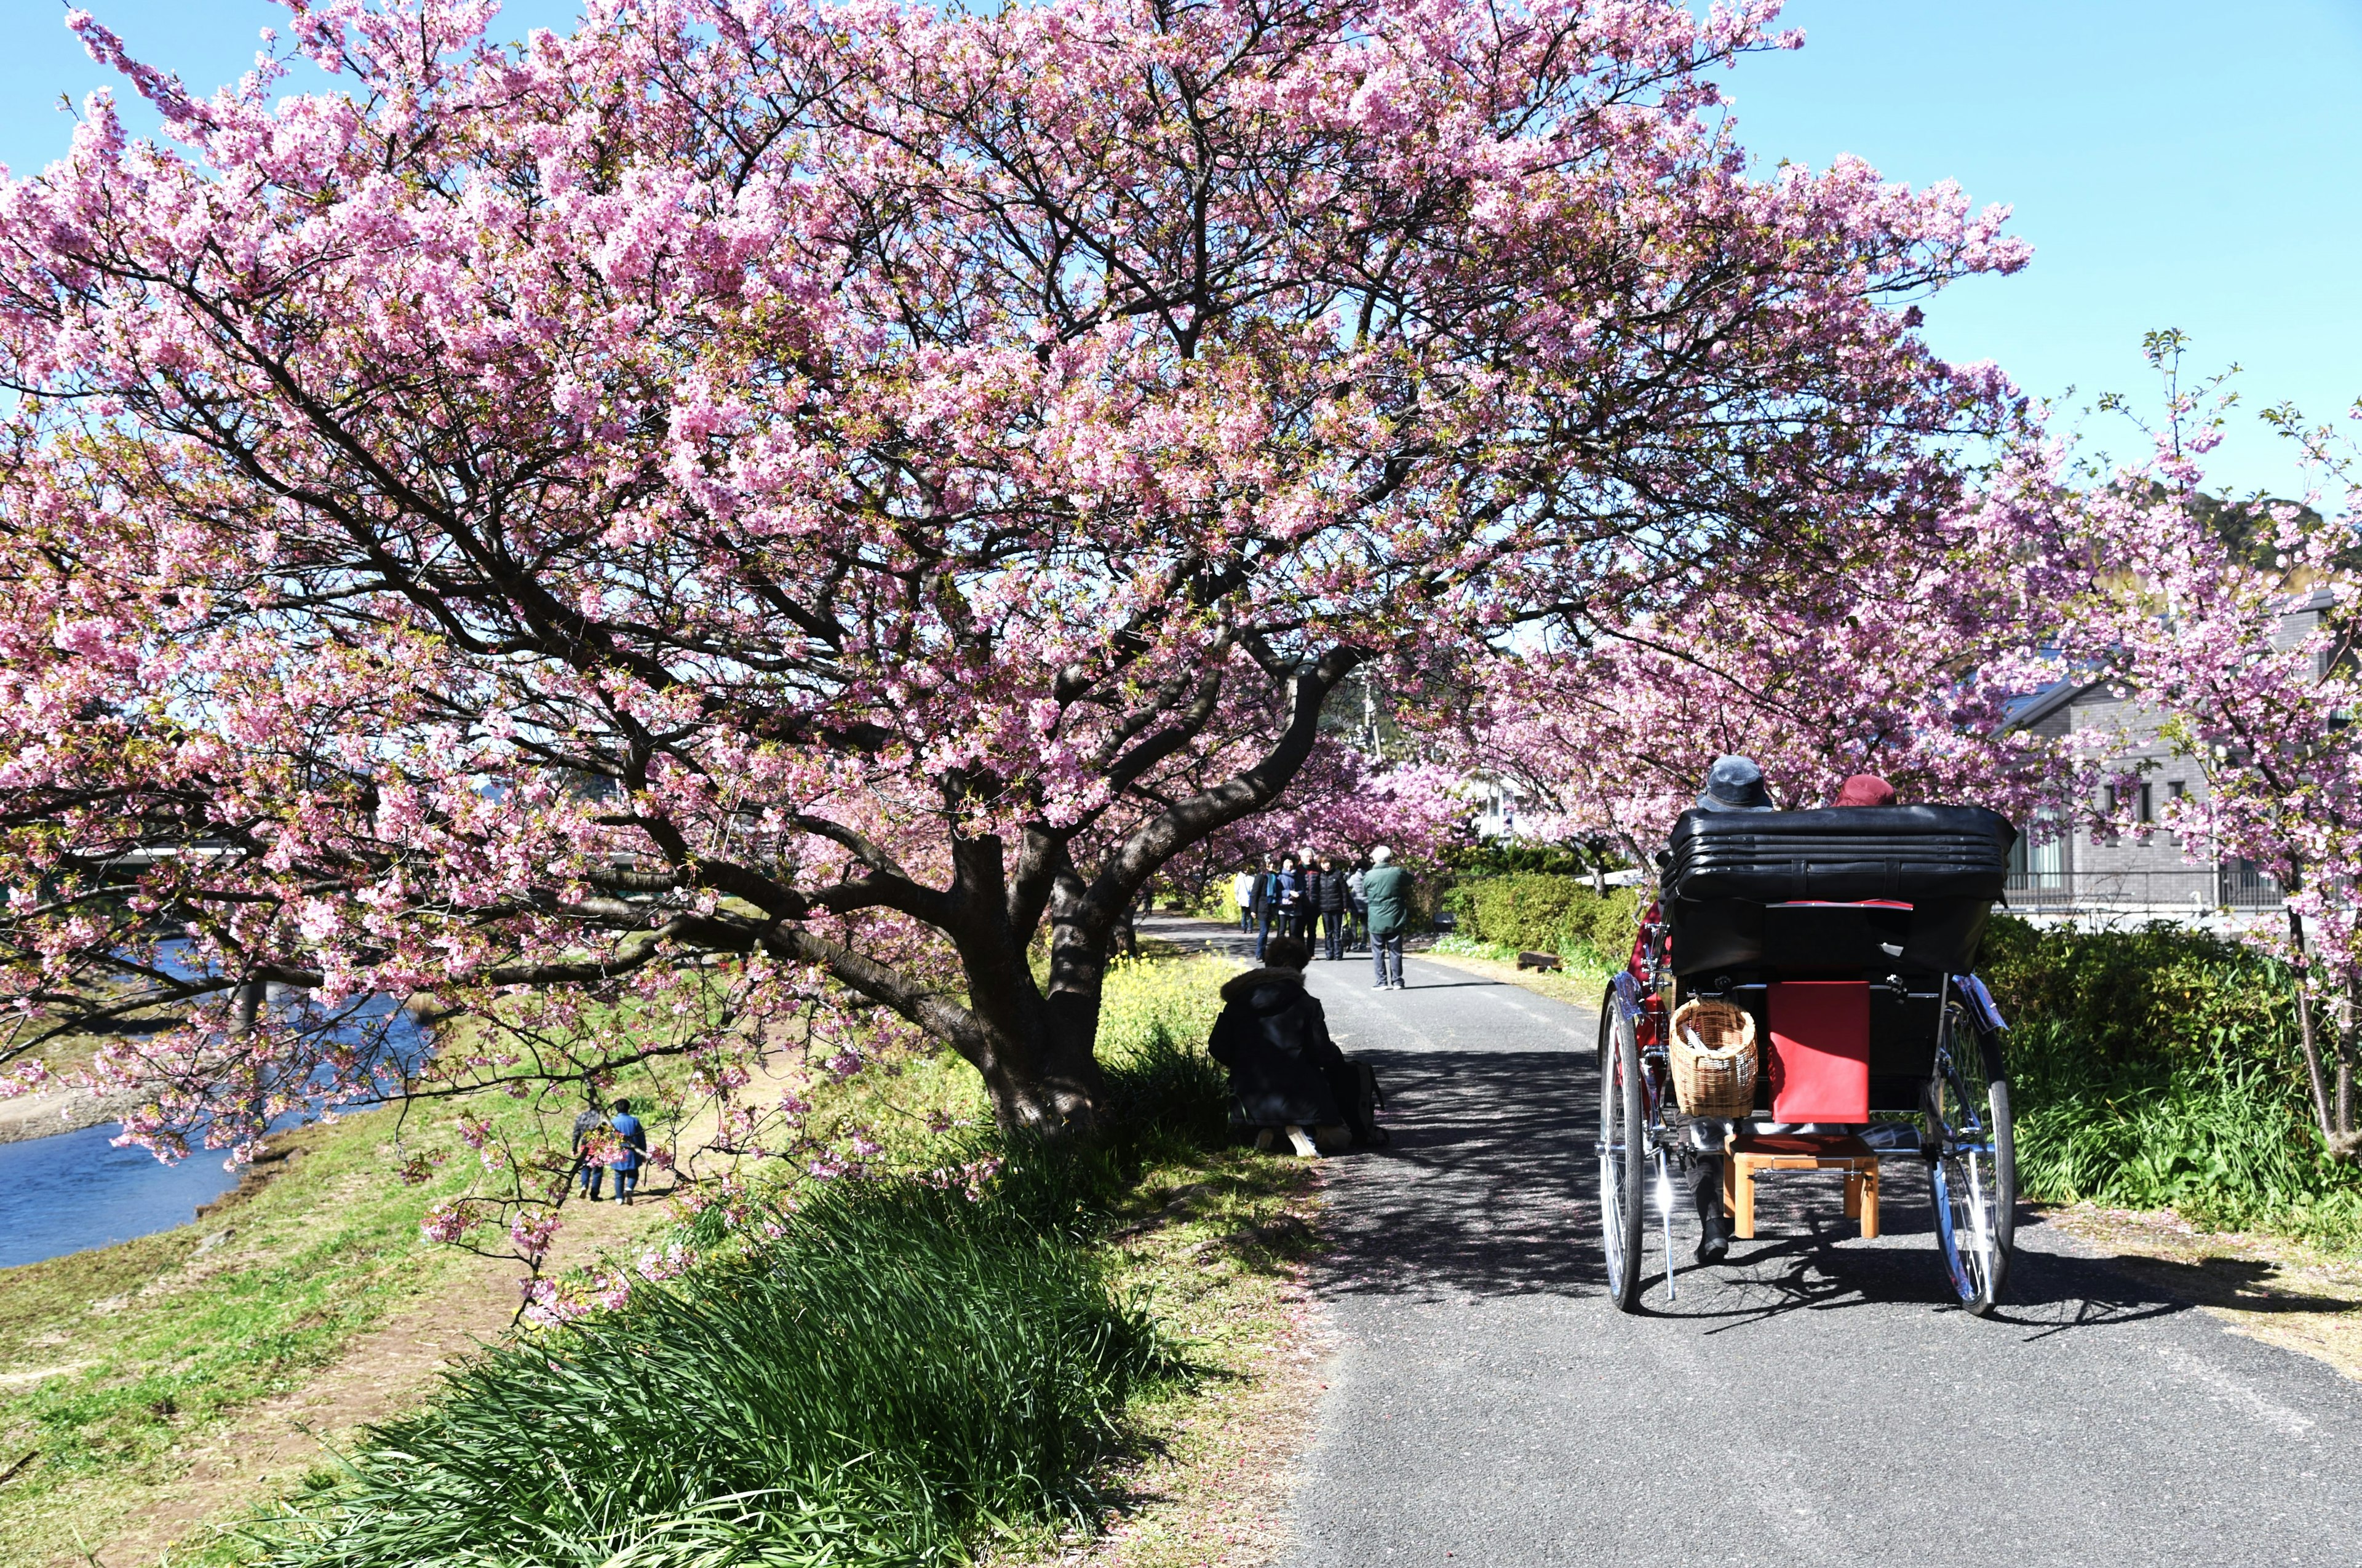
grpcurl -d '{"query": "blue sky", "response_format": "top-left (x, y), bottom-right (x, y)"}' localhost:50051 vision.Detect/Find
top-left (2, 0), bottom-right (2356, 496)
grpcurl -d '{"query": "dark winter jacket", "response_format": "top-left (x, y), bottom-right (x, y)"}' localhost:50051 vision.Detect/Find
top-left (1312, 869), bottom-right (1348, 912)
top-left (1207, 967), bottom-right (1347, 1128)
top-left (1361, 864), bottom-right (1413, 936)
top-left (1273, 869), bottom-right (1305, 911)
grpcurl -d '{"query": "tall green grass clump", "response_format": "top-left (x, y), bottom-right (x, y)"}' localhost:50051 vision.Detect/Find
top-left (248, 1167), bottom-right (1171, 1568)
top-left (1092, 953), bottom-right (1233, 1155)
top-left (244, 955), bottom-right (1241, 1568)
top-left (1981, 916), bottom-right (2362, 1245)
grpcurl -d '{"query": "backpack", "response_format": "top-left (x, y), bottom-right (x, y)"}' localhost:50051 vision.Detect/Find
top-left (1343, 1059), bottom-right (1388, 1147)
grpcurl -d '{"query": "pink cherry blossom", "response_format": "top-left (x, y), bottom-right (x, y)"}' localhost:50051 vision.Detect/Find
top-left (0, 0), bottom-right (2026, 1206)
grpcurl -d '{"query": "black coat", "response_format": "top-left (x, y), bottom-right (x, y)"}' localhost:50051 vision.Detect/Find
top-left (1311, 869), bottom-right (1348, 912)
top-left (1207, 968), bottom-right (1346, 1127)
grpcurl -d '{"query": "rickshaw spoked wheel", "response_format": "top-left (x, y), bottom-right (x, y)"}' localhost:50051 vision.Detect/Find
top-left (1598, 991), bottom-right (1648, 1313)
top-left (1927, 1029), bottom-right (2016, 1317)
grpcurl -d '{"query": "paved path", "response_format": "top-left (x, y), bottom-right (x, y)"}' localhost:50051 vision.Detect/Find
top-left (1149, 919), bottom-right (2362, 1568)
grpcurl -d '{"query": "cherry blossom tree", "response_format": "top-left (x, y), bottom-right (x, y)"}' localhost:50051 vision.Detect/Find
top-left (2038, 340), bottom-right (2362, 1153)
top-left (0, 0), bottom-right (2028, 1188)
top-left (1446, 457), bottom-right (2081, 867)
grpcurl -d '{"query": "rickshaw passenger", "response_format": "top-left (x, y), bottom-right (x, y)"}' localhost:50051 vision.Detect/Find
top-left (1832, 773), bottom-right (1897, 807)
top-left (1678, 763), bottom-right (1903, 1262)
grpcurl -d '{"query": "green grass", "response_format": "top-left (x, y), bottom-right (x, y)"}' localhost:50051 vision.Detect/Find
top-left (2010, 1025), bottom-right (2362, 1241)
top-left (0, 955), bottom-right (1270, 1568)
top-left (220, 955), bottom-right (1248, 1568)
top-left (244, 1166), bottom-right (1174, 1568)
top-left (0, 1112), bottom-right (513, 1565)
top-left (1430, 932), bottom-right (1622, 992)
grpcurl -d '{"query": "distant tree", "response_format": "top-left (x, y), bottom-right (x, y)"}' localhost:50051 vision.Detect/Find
top-left (1447, 458), bottom-right (2078, 874)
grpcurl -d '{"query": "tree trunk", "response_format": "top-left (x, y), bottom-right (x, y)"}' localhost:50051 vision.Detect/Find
top-left (969, 1024), bottom-right (1108, 1134)
top-left (2339, 973), bottom-right (2360, 1154)
top-left (947, 889), bottom-right (1116, 1136)
top-left (891, 647), bottom-right (1360, 1134)
top-left (2288, 909), bottom-right (2340, 1146)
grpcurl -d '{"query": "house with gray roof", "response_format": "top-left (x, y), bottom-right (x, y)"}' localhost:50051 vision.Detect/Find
top-left (2000, 590), bottom-right (2333, 917)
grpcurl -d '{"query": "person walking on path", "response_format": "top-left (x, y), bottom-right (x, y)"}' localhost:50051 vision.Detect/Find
top-left (609, 1098), bottom-right (650, 1205)
top-left (1346, 856), bottom-right (1369, 950)
top-left (1233, 866), bottom-right (1259, 932)
top-left (1314, 854), bottom-right (1350, 960)
top-left (1207, 935), bottom-right (1351, 1156)
top-left (570, 1100), bottom-right (608, 1201)
top-left (1361, 846), bottom-right (1412, 990)
top-left (1297, 858), bottom-right (1325, 953)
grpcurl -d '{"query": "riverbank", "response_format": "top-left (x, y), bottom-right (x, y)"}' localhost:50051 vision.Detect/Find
top-left (0, 1107), bottom-right (570, 1567)
top-left (2, 950), bottom-right (1330, 1568)
top-left (0, 1086), bottom-right (142, 1147)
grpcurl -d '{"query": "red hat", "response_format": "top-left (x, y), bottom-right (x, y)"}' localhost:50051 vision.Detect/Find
top-left (1834, 774), bottom-right (1897, 808)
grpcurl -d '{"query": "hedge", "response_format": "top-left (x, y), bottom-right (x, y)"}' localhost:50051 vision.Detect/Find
top-left (1442, 873), bottom-right (1640, 961)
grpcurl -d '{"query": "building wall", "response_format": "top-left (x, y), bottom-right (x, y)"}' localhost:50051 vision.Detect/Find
top-left (2019, 686), bottom-right (2213, 880)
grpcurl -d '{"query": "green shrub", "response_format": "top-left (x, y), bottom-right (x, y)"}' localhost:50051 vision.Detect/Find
top-left (1979, 915), bottom-right (2362, 1246)
top-left (1440, 841), bottom-right (1602, 877)
top-left (1977, 916), bottom-right (2300, 1076)
top-left (1444, 874), bottom-right (1639, 968)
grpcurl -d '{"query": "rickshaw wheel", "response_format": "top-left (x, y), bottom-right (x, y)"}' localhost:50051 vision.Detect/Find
top-left (1928, 1040), bottom-right (2016, 1316)
top-left (1598, 992), bottom-right (1647, 1313)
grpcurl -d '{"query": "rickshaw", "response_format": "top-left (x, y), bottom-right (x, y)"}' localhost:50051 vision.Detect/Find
top-left (1597, 805), bottom-right (2019, 1315)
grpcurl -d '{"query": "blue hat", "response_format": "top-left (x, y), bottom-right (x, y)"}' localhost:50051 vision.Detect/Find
top-left (1696, 755), bottom-right (1773, 812)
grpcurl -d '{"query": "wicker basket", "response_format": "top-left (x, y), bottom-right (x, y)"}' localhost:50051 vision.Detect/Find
top-left (1669, 998), bottom-right (1759, 1118)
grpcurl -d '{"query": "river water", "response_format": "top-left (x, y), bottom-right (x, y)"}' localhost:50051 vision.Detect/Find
top-left (0, 1123), bottom-right (248, 1269)
top-left (0, 992), bottom-right (427, 1271)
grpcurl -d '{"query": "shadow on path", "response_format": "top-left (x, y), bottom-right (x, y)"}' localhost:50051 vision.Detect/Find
top-left (1314, 1048), bottom-right (1604, 1300)
top-left (1150, 915), bottom-right (2205, 1337)
top-left (1312, 1041), bottom-right (2200, 1340)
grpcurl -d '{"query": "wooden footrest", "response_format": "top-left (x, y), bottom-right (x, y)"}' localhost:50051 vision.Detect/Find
top-left (1722, 1134), bottom-right (1879, 1240)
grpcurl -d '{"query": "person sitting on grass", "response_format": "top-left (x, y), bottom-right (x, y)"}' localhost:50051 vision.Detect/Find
top-left (1207, 935), bottom-right (1351, 1157)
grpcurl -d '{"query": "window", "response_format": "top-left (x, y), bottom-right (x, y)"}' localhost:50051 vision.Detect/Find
top-left (2007, 813), bottom-right (2069, 893)
top-left (2137, 782), bottom-right (2153, 824)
